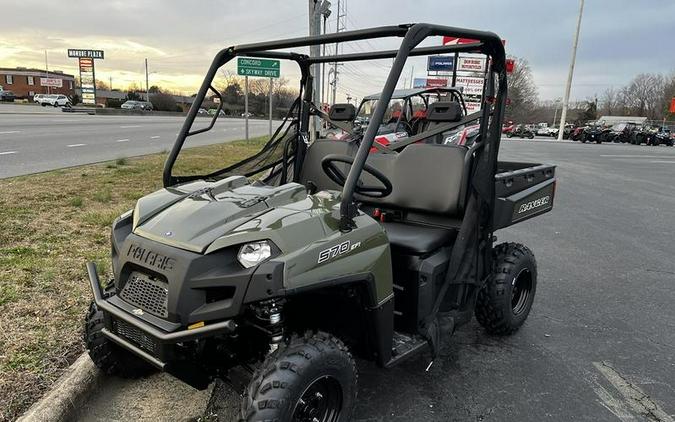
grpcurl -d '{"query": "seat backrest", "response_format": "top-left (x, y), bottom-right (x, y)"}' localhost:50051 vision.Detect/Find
top-left (299, 140), bottom-right (469, 217)
top-left (417, 101), bottom-right (463, 143)
top-left (360, 143), bottom-right (468, 216)
top-left (298, 139), bottom-right (358, 191)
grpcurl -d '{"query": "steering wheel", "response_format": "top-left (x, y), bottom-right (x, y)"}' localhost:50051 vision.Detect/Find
top-left (321, 154), bottom-right (393, 198)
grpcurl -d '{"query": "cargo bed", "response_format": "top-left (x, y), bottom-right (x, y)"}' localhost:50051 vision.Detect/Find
top-left (494, 162), bottom-right (556, 229)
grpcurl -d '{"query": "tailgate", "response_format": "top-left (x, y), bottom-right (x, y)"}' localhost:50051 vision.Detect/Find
top-left (493, 162), bottom-right (556, 230)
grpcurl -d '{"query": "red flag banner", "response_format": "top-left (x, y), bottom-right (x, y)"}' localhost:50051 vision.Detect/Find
top-left (670, 97), bottom-right (675, 113)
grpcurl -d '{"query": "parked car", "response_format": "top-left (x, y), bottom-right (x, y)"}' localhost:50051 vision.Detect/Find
top-left (536, 126), bottom-right (559, 137)
top-left (41, 94), bottom-right (71, 107)
top-left (548, 127), bottom-right (560, 137)
top-left (198, 107), bottom-right (208, 115)
top-left (33, 93), bottom-right (47, 104)
top-left (0, 91), bottom-right (16, 102)
top-left (241, 112), bottom-right (254, 118)
top-left (121, 100), bottom-right (153, 111)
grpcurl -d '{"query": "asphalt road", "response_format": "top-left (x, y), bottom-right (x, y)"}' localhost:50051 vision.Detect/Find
top-left (72, 139), bottom-right (675, 421)
top-left (0, 109), bottom-right (275, 178)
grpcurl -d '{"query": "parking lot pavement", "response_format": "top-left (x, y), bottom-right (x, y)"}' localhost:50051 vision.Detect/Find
top-left (0, 111), bottom-right (277, 178)
top-left (73, 140), bottom-right (675, 421)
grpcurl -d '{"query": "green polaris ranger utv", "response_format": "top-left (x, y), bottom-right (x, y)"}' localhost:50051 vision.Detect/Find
top-left (84, 23), bottom-right (556, 421)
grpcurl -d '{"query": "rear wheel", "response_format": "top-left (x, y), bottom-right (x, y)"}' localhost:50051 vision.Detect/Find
top-left (475, 243), bottom-right (537, 335)
top-left (84, 300), bottom-right (155, 378)
top-left (241, 332), bottom-right (357, 422)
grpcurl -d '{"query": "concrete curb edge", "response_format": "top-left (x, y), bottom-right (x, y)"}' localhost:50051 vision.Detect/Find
top-left (17, 353), bottom-right (102, 422)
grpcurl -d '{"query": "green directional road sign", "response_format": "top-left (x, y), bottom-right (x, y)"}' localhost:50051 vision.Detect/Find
top-left (237, 57), bottom-right (280, 78)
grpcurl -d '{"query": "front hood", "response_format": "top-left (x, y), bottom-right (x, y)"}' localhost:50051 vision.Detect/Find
top-left (132, 176), bottom-right (317, 253)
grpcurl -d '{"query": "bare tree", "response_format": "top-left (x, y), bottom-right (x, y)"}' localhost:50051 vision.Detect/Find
top-left (505, 56), bottom-right (538, 122)
top-left (599, 87), bottom-right (618, 116)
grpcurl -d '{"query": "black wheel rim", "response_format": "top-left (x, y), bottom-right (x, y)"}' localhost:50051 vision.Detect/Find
top-left (292, 375), bottom-right (343, 422)
top-left (511, 268), bottom-right (533, 316)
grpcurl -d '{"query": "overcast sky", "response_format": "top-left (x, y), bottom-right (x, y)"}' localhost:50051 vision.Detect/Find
top-left (2, 0), bottom-right (673, 102)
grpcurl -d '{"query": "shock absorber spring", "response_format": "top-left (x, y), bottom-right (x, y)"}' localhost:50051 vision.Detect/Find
top-left (254, 299), bottom-right (285, 352)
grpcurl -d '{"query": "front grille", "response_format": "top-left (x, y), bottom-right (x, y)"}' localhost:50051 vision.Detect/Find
top-left (120, 272), bottom-right (168, 318)
top-left (111, 318), bottom-right (159, 356)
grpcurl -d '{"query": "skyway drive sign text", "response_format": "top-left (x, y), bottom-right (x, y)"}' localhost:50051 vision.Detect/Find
top-left (67, 49), bottom-right (104, 59)
top-left (237, 58), bottom-right (280, 78)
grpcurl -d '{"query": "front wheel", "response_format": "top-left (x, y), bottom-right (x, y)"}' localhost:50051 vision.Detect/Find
top-left (475, 243), bottom-right (537, 335)
top-left (241, 332), bottom-right (357, 422)
top-left (84, 300), bottom-right (156, 378)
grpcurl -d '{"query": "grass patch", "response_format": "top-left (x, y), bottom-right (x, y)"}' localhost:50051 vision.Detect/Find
top-left (92, 189), bottom-right (112, 203)
top-left (69, 196), bottom-right (83, 207)
top-left (0, 137), bottom-right (264, 421)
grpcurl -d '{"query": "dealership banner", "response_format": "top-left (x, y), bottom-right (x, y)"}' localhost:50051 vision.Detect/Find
top-left (427, 55), bottom-right (454, 72)
top-left (464, 101), bottom-right (482, 113)
top-left (457, 56), bottom-right (486, 73)
top-left (413, 77), bottom-right (449, 88)
top-left (40, 77), bottom-right (63, 88)
top-left (454, 76), bottom-right (484, 96)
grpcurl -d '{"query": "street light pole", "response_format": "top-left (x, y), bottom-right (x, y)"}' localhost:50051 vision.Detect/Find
top-left (557, 0), bottom-right (584, 141)
top-left (145, 58), bottom-right (149, 102)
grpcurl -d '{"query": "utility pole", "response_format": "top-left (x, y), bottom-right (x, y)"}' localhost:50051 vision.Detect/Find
top-left (553, 99), bottom-right (560, 127)
top-left (109, 76), bottom-right (112, 91)
top-left (321, 6), bottom-right (332, 105)
top-left (331, 0), bottom-right (345, 105)
top-left (557, 0), bottom-right (584, 141)
top-left (145, 58), bottom-right (149, 101)
top-left (309, 0), bottom-right (320, 138)
top-left (44, 50), bottom-right (50, 94)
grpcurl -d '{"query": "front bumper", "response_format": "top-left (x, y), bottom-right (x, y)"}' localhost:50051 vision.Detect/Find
top-left (87, 262), bottom-right (237, 368)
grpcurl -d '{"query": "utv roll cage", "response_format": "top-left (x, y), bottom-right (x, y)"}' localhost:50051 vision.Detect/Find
top-left (163, 23), bottom-right (507, 232)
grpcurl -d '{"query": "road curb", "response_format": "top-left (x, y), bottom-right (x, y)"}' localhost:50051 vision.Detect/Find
top-left (17, 353), bottom-right (102, 422)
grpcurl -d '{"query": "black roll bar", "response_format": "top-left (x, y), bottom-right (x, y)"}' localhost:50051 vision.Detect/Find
top-left (162, 23), bottom-right (506, 230)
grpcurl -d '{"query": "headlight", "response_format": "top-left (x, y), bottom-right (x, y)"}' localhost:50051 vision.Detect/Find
top-left (237, 241), bottom-right (272, 268)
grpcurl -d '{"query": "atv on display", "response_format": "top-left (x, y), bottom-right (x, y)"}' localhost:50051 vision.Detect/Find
top-left (580, 124), bottom-right (607, 144)
top-left (654, 128), bottom-right (674, 146)
top-left (83, 23), bottom-right (556, 422)
top-left (506, 124), bottom-right (535, 139)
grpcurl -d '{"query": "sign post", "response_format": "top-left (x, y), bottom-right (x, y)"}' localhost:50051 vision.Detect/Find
top-left (244, 76), bottom-right (249, 141)
top-left (68, 49), bottom-right (104, 106)
top-left (238, 58), bottom-right (280, 141)
top-left (269, 78), bottom-right (273, 137)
